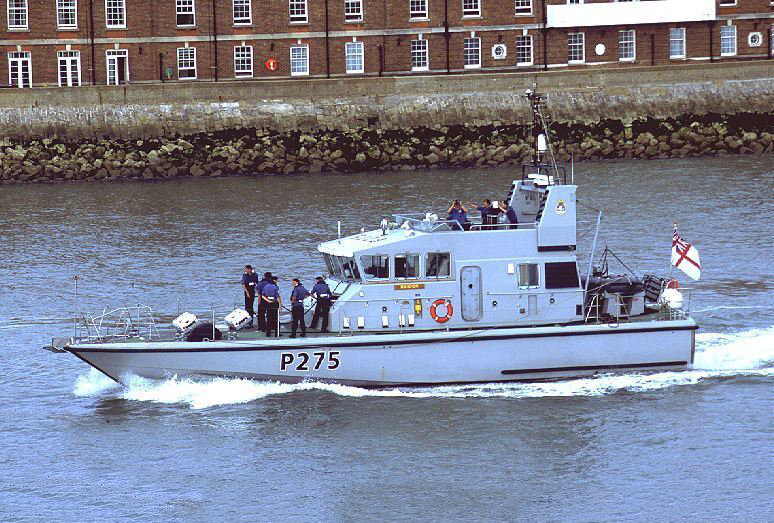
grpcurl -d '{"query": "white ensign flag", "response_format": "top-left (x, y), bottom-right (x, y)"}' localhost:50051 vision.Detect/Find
top-left (671, 224), bottom-right (701, 280)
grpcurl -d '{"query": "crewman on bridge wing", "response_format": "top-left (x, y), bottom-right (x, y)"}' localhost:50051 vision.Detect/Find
top-left (289, 278), bottom-right (310, 338)
top-left (498, 199), bottom-right (518, 229)
top-left (256, 271), bottom-right (272, 331)
top-left (446, 199), bottom-right (469, 231)
top-left (468, 198), bottom-right (497, 227)
top-left (261, 275), bottom-right (282, 337)
top-left (241, 264), bottom-right (260, 328)
top-left (310, 276), bottom-right (332, 333)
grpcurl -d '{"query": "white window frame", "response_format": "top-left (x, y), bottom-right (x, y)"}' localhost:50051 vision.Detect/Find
top-left (233, 45), bottom-right (253, 77)
top-left (345, 41), bottom-right (364, 74)
top-left (233, 0), bottom-right (251, 25)
top-left (105, 0), bottom-right (126, 29)
top-left (516, 35), bottom-right (533, 66)
top-left (290, 45), bottom-right (309, 76)
top-left (411, 38), bottom-right (429, 71)
top-left (463, 37), bottom-right (481, 69)
top-left (462, 0), bottom-right (480, 18)
top-left (176, 0), bottom-right (196, 28)
top-left (344, 0), bottom-right (363, 23)
top-left (409, 0), bottom-right (428, 20)
top-left (289, 0), bottom-right (307, 23)
top-left (518, 263), bottom-right (540, 289)
top-left (8, 51), bottom-right (31, 87)
top-left (718, 0), bottom-right (737, 6)
top-left (514, 0), bottom-right (532, 16)
top-left (7, 0), bottom-right (28, 30)
top-left (177, 47), bottom-right (197, 79)
top-left (56, 0), bottom-right (78, 30)
top-left (618, 29), bottom-right (636, 62)
top-left (720, 25), bottom-right (736, 56)
top-left (568, 32), bottom-right (585, 63)
top-left (105, 49), bottom-right (129, 85)
top-left (57, 51), bottom-right (81, 86)
top-left (669, 27), bottom-right (685, 59)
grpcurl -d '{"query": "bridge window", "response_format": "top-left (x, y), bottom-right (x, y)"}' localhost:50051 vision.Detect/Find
top-left (426, 252), bottom-right (451, 279)
top-left (545, 262), bottom-right (580, 289)
top-left (518, 263), bottom-right (539, 288)
top-left (395, 254), bottom-right (420, 279)
top-left (361, 255), bottom-right (389, 280)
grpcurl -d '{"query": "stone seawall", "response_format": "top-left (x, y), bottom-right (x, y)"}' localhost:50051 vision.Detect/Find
top-left (0, 62), bottom-right (772, 184)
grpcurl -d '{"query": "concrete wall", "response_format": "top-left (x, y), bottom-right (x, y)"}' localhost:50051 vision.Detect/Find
top-left (0, 61), bottom-right (772, 140)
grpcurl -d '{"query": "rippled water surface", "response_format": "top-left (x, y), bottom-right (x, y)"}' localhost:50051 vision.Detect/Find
top-left (1, 155), bottom-right (772, 522)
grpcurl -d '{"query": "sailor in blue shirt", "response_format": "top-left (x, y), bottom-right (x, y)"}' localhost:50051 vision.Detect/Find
top-left (241, 265), bottom-right (260, 327)
top-left (289, 278), bottom-right (310, 338)
top-left (261, 275), bottom-right (282, 337)
top-left (468, 198), bottom-right (497, 228)
top-left (310, 277), bottom-right (332, 333)
top-left (446, 199), bottom-right (469, 231)
top-left (498, 199), bottom-right (519, 229)
top-left (255, 271), bottom-right (272, 331)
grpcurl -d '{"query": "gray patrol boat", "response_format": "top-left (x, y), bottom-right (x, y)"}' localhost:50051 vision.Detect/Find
top-left (51, 92), bottom-right (697, 386)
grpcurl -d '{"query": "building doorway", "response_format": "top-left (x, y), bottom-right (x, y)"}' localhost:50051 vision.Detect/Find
top-left (8, 52), bottom-right (31, 88)
top-left (106, 49), bottom-right (129, 85)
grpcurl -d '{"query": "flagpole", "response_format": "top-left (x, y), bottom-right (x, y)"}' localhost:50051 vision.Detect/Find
top-left (669, 222), bottom-right (676, 282)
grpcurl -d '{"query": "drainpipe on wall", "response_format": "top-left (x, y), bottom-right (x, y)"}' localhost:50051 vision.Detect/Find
top-left (88, 0), bottom-right (95, 85)
top-left (650, 33), bottom-right (655, 66)
top-left (708, 21), bottom-right (714, 63)
top-left (444, 0), bottom-right (450, 74)
top-left (212, 0), bottom-right (219, 81)
top-left (325, 0), bottom-right (331, 78)
top-left (541, 0), bottom-right (548, 71)
top-left (159, 53), bottom-right (164, 82)
top-left (378, 45), bottom-right (384, 76)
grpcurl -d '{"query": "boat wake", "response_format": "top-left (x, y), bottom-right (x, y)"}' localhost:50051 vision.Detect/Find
top-left (73, 326), bottom-right (773, 409)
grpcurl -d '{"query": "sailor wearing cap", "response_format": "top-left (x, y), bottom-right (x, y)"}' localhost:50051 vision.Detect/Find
top-left (261, 276), bottom-right (282, 337)
top-left (256, 271), bottom-right (273, 332)
top-left (310, 276), bottom-right (332, 333)
top-left (289, 278), bottom-right (310, 338)
top-left (241, 265), bottom-right (260, 328)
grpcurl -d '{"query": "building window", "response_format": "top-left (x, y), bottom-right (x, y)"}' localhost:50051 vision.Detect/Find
top-left (618, 29), bottom-right (635, 61)
top-left (8, 51), bottom-right (31, 87)
top-left (411, 38), bottom-right (429, 71)
top-left (290, 45), bottom-right (309, 75)
top-left (516, 35), bottom-right (533, 65)
top-left (289, 0), bottom-right (307, 23)
top-left (518, 263), bottom-right (539, 289)
top-left (669, 27), bottom-right (685, 59)
top-left (105, 0), bottom-right (125, 28)
top-left (462, 0), bottom-right (480, 17)
top-left (56, 0), bottom-right (78, 29)
top-left (234, 45), bottom-right (252, 77)
top-left (718, 0), bottom-right (736, 5)
top-left (177, 47), bottom-right (197, 79)
top-left (395, 254), bottom-right (420, 279)
top-left (233, 0), bottom-right (251, 25)
top-left (106, 49), bottom-right (128, 84)
top-left (426, 253), bottom-right (451, 279)
top-left (568, 0), bottom-right (583, 4)
top-left (410, 0), bottom-right (428, 19)
top-left (361, 255), bottom-right (390, 280)
top-left (57, 51), bottom-right (81, 86)
top-left (720, 25), bottom-right (736, 56)
top-left (7, 0), bottom-right (28, 29)
top-left (568, 32), bottom-right (584, 63)
top-left (514, 0), bottom-right (531, 15)
top-left (345, 41), bottom-right (364, 73)
top-left (464, 37), bottom-right (481, 69)
top-left (344, 0), bottom-right (363, 22)
top-left (176, 0), bottom-right (195, 27)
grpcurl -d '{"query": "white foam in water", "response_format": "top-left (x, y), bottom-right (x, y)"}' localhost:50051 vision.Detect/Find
top-left (72, 327), bottom-right (773, 409)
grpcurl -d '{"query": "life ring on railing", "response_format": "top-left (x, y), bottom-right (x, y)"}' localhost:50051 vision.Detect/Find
top-left (430, 299), bottom-right (453, 323)
top-left (666, 279), bottom-right (679, 289)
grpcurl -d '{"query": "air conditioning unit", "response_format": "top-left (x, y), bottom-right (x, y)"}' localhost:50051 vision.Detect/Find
top-left (492, 44), bottom-right (507, 60)
top-left (748, 32), bottom-right (762, 47)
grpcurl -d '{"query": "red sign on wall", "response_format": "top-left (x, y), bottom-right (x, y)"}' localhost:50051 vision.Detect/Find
top-left (265, 58), bottom-right (278, 72)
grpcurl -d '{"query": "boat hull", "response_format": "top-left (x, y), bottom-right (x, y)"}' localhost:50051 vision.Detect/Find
top-left (67, 320), bottom-right (697, 386)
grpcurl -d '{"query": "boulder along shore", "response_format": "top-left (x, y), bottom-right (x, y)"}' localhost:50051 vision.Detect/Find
top-left (1, 112), bottom-right (771, 184)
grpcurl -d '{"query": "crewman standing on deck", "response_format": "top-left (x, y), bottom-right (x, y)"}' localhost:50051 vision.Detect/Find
top-left (241, 265), bottom-right (260, 328)
top-left (261, 275), bottom-right (282, 337)
top-left (310, 276), bottom-right (332, 333)
top-left (289, 278), bottom-right (310, 338)
top-left (256, 271), bottom-right (273, 332)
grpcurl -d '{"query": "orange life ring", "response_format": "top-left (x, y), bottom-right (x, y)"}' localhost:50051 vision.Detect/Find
top-left (430, 299), bottom-right (453, 323)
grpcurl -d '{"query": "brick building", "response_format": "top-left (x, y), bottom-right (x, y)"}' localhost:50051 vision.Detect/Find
top-left (0, 0), bottom-right (771, 87)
